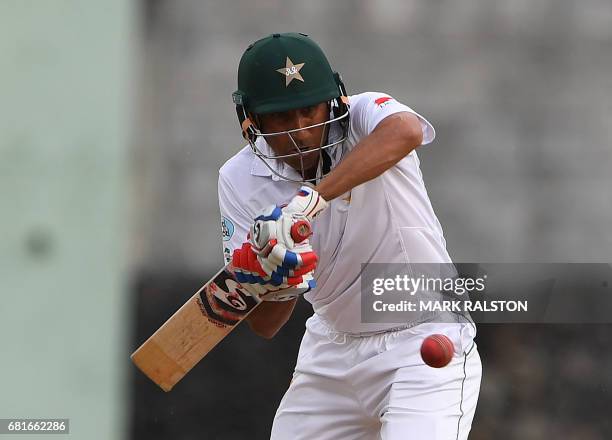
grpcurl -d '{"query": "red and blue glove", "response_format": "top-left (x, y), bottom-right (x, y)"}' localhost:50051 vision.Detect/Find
top-left (232, 240), bottom-right (317, 301)
top-left (232, 186), bottom-right (328, 301)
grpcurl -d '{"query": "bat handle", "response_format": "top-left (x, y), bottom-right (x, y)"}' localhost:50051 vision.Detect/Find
top-left (290, 220), bottom-right (312, 243)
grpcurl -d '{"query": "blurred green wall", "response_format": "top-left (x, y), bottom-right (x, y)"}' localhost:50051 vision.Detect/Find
top-left (0, 1), bottom-right (134, 438)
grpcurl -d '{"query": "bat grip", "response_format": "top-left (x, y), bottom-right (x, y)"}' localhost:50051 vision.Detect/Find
top-left (290, 220), bottom-right (312, 243)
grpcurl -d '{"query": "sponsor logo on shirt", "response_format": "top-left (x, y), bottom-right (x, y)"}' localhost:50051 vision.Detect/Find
top-left (375, 96), bottom-right (393, 108)
top-left (221, 216), bottom-right (235, 241)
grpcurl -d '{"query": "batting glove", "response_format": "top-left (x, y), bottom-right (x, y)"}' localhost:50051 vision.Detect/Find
top-left (232, 241), bottom-right (317, 301)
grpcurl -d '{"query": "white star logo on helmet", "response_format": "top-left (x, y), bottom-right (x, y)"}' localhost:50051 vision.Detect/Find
top-left (276, 57), bottom-right (305, 87)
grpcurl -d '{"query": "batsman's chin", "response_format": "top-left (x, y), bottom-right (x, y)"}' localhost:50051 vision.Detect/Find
top-left (287, 153), bottom-right (319, 174)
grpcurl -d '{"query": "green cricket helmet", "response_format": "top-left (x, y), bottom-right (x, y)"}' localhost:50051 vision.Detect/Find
top-left (232, 32), bottom-right (350, 182)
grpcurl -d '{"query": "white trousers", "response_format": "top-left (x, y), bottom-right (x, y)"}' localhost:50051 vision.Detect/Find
top-left (271, 315), bottom-right (482, 440)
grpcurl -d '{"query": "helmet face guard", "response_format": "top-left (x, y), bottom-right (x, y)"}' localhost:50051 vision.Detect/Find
top-left (232, 33), bottom-right (350, 183)
top-left (236, 96), bottom-right (350, 183)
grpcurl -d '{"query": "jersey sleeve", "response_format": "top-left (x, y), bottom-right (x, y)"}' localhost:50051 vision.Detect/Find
top-left (218, 172), bottom-right (253, 264)
top-left (349, 92), bottom-right (435, 146)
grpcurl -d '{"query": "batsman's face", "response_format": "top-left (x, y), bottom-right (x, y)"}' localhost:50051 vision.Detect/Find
top-left (257, 102), bottom-right (330, 174)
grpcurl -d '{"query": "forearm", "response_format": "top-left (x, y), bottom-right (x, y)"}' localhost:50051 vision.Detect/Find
top-left (315, 112), bottom-right (423, 201)
top-left (245, 297), bottom-right (297, 339)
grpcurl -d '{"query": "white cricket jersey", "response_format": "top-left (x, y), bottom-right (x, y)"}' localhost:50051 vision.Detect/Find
top-left (218, 92), bottom-right (451, 334)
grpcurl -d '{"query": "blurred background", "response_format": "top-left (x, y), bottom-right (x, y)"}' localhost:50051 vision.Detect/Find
top-left (1, 0), bottom-right (611, 439)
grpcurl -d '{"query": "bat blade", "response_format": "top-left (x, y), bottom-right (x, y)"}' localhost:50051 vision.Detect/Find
top-left (130, 265), bottom-right (260, 391)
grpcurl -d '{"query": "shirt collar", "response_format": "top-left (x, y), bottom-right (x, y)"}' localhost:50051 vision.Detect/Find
top-left (249, 138), bottom-right (302, 181)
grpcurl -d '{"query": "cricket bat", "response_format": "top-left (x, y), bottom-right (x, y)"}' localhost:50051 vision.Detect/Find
top-left (131, 220), bottom-right (311, 391)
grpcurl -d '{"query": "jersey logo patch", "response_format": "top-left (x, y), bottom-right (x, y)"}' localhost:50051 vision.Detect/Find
top-left (221, 216), bottom-right (235, 242)
top-left (375, 96), bottom-right (393, 108)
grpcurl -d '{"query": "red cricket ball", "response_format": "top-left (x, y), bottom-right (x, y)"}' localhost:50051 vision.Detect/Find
top-left (420, 334), bottom-right (455, 368)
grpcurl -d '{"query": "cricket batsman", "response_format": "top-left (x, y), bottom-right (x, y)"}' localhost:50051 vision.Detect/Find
top-left (218, 32), bottom-right (482, 439)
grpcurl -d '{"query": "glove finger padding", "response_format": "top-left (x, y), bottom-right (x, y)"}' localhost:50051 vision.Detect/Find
top-left (235, 243), bottom-right (267, 276)
top-left (264, 242), bottom-right (318, 269)
top-left (232, 243), bottom-right (268, 292)
top-left (260, 273), bottom-right (317, 302)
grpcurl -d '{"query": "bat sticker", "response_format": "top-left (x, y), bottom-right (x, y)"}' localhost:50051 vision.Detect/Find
top-left (197, 268), bottom-right (259, 326)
